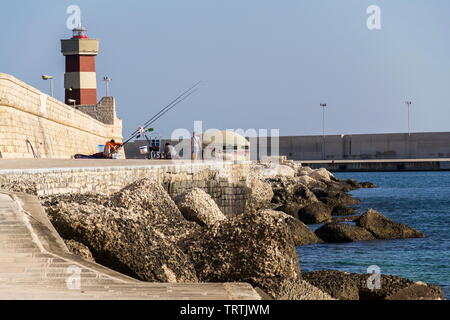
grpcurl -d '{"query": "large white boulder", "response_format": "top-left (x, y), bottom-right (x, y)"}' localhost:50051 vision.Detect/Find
top-left (174, 188), bottom-right (226, 227)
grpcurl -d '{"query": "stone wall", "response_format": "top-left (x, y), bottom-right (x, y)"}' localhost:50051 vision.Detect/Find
top-left (0, 162), bottom-right (252, 216)
top-left (76, 97), bottom-right (116, 125)
top-left (0, 73), bottom-right (123, 159)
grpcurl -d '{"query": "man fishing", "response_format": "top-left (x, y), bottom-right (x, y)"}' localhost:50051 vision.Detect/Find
top-left (103, 139), bottom-right (122, 158)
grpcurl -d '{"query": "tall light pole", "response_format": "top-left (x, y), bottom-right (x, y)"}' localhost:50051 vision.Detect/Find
top-left (41, 75), bottom-right (54, 97)
top-left (320, 103), bottom-right (327, 160)
top-left (405, 101), bottom-right (412, 136)
top-left (103, 76), bottom-right (112, 97)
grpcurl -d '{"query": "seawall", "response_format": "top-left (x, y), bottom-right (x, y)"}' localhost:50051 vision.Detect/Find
top-left (0, 73), bottom-right (123, 159)
top-left (0, 160), bottom-right (253, 216)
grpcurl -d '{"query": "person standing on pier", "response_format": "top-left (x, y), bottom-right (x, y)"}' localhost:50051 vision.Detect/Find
top-left (191, 132), bottom-right (201, 160)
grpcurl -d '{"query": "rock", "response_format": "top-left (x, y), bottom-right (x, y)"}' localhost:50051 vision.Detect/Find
top-left (345, 178), bottom-right (377, 189)
top-left (258, 164), bottom-right (296, 178)
top-left (41, 192), bottom-right (110, 207)
top-left (315, 222), bottom-right (376, 243)
top-left (384, 282), bottom-right (445, 300)
top-left (296, 166), bottom-right (314, 176)
top-left (318, 192), bottom-right (360, 209)
top-left (331, 215), bottom-right (360, 223)
top-left (0, 180), bottom-right (38, 195)
top-left (297, 202), bottom-right (332, 224)
top-left (109, 178), bottom-right (185, 222)
top-left (317, 191), bottom-right (359, 217)
top-left (64, 239), bottom-right (95, 262)
top-left (244, 174), bottom-right (275, 213)
top-left (344, 178), bottom-right (361, 189)
top-left (295, 175), bottom-right (327, 190)
top-left (331, 205), bottom-right (357, 216)
top-left (302, 270), bottom-right (360, 300)
top-left (266, 176), bottom-right (318, 217)
top-left (42, 179), bottom-right (198, 244)
top-left (174, 188), bottom-right (226, 226)
top-left (182, 210), bottom-right (301, 299)
top-left (259, 210), bottom-right (323, 246)
top-left (358, 181), bottom-right (377, 189)
top-left (308, 168), bottom-right (335, 182)
top-left (275, 278), bottom-right (335, 300)
top-left (47, 203), bottom-right (199, 283)
top-left (303, 270), bottom-right (444, 300)
top-left (356, 209), bottom-right (426, 239)
top-left (274, 165), bottom-right (296, 177)
top-left (358, 274), bottom-right (444, 300)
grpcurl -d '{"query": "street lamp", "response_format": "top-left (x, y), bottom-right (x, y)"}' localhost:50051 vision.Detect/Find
top-left (405, 101), bottom-right (412, 136)
top-left (320, 103), bottom-right (327, 160)
top-left (67, 99), bottom-right (76, 108)
top-left (103, 76), bottom-right (112, 97)
top-left (41, 75), bottom-right (54, 97)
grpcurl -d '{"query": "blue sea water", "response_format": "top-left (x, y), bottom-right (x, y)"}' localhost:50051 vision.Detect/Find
top-left (296, 171), bottom-right (450, 299)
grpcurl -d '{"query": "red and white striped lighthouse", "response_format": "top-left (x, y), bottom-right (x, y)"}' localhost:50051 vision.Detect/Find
top-left (61, 27), bottom-right (99, 105)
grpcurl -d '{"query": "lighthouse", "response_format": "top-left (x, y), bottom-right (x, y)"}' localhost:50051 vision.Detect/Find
top-left (61, 27), bottom-right (99, 105)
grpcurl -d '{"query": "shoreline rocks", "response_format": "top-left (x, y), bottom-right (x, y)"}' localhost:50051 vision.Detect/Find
top-left (315, 222), bottom-right (376, 243)
top-left (356, 209), bottom-right (426, 240)
top-left (314, 209), bottom-right (426, 243)
top-left (260, 210), bottom-right (323, 246)
top-left (181, 210), bottom-right (302, 298)
top-left (36, 164), bottom-right (438, 300)
top-left (303, 270), bottom-right (444, 300)
top-left (297, 202), bottom-right (332, 224)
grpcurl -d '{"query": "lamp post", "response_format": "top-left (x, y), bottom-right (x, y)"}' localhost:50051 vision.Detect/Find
top-left (405, 101), bottom-right (412, 136)
top-left (320, 103), bottom-right (327, 160)
top-left (103, 76), bottom-right (112, 97)
top-left (41, 75), bottom-right (54, 97)
top-left (67, 99), bottom-right (76, 108)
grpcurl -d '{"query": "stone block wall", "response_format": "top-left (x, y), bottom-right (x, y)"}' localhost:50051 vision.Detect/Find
top-left (0, 162), bottom-right (253, 216)
top-left (0, 73), bottom-right (123, 159)
top-left (76, 97), bottom-right (116, 125)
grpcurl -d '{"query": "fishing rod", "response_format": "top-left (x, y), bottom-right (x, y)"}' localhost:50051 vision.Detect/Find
top-left (142, 88), bottom-right (199, 131)
top-left (124, 81), bottom-right (201, 143)
top-left (122, 81), bottom-right (201, 146)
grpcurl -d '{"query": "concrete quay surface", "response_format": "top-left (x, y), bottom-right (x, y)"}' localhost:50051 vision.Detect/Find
top-left (0, 191), bottom-right (261, 300)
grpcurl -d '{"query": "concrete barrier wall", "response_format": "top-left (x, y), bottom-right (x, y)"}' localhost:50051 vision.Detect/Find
top-left (250, 132), bottom-right (450, 160)
top-left (0, 73), bottom-right (123, 159)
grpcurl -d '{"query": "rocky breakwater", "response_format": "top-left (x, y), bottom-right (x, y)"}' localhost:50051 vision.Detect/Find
top-left (42, 177), bottom-right (332, 299)
top-left (39, 162), bottom-right (442, 300)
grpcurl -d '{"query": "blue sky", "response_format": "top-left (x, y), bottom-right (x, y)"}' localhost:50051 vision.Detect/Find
top-left (1, 0), bottom-right (449, 138)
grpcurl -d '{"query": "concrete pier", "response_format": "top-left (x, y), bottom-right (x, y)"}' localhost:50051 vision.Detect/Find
top-left (301, 158), bottom-right (450, 172)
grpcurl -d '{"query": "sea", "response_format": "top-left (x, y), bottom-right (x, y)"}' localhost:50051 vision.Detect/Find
top-left (297, 171), bottom-right (450, 299)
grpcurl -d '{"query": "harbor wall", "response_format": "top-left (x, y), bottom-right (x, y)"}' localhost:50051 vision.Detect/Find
top-left (0, 162), bottom-right (252, 216)
top-left (249, 133), bottom-right (450, 161)
top-left (0, 73), bottom-right (123, 159)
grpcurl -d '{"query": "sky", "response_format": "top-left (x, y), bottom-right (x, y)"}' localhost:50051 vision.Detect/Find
top-left (1, 0), bottom-right (450, 139)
